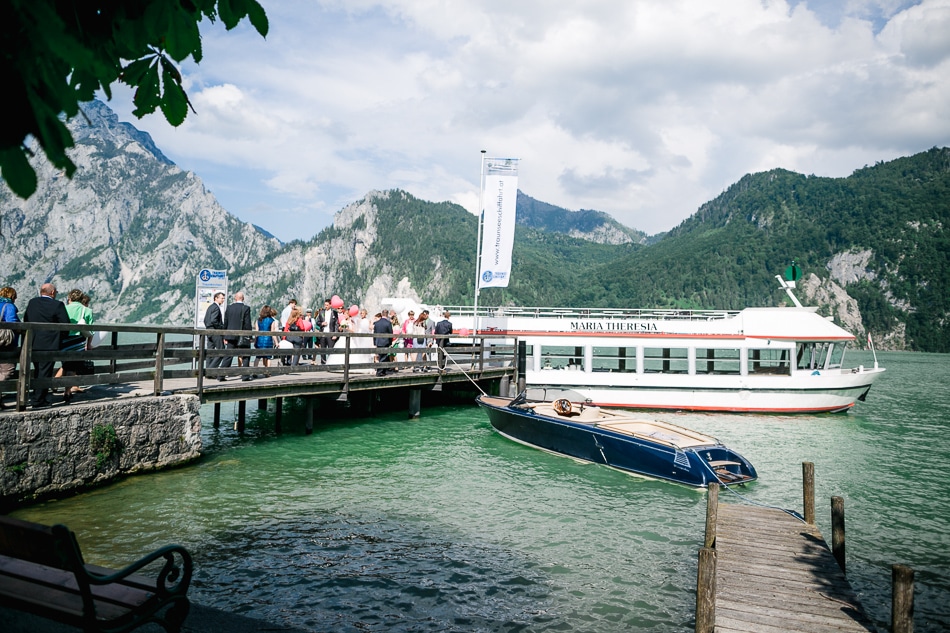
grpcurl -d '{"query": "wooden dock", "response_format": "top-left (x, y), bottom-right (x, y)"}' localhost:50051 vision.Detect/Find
top-left (712, 503), bottom-right (875, 633)
top-left (695, 462), bottom-right (918, 633)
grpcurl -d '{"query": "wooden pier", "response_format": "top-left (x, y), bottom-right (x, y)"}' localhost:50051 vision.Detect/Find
top-left (696, 464), bottom-right (916, 633)
top-left (0, 323), bottom-right (519, 426)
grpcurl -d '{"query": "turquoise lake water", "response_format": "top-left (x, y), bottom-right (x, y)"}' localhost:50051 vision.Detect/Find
top-left (11, 350), bottom-right (949, 632)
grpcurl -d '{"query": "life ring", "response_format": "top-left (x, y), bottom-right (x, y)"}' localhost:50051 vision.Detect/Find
top-left (553, 399), bottom-right (573, 416)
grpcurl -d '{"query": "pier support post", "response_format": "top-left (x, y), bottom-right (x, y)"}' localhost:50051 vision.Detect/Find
top-left (275, 397), bottom-right (283, 434)
top-left (409, 388), bottom-right (421, 419)
top-left (305, 397), bottom-right (314, 435)
top-left (213, 402), bottom-right (221, 429)
top-left (892, 564), bottom-right (914, 633)
top-left (831, 496), bottom-right (846, 574)
top-left (704, 483), bottom-right (719, 549)
top-left (499, 375), bottom-right (510, 398)
top-left (695, 547), bottom-right (716, 633)
top-left (236, 400), bottom-right (246, 433)
top-left (802, 461), bottom-right (815, 525)
top-left (258, 399), bottom-right (267, 410)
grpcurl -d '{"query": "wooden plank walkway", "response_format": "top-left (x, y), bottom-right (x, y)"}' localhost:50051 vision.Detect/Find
top-left (714, 503), bottom-right (876, 633)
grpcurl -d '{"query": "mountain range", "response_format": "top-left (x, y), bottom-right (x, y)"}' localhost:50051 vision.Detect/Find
top-left (1, 100), bottom-right (947, 352)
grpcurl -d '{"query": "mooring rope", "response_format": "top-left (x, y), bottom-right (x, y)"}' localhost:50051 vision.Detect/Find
top-left (436, 344), bottom-right (489, 396)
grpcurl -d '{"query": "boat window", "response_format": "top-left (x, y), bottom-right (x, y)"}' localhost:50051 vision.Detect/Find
top-left (540, 345), bottom-right (584, 370)
top-left (695, 348), bottom-right (741, 375)
top-left (643, 347), bottom-right (689, 374)
top-left (797, 342), bottom-right (829, 370)
top-left (748, 348), bottom-right (791, 376)
top-left (827, 343), bottom-right (846, 369)
top-left (592, 347), bottom-right (637, 373)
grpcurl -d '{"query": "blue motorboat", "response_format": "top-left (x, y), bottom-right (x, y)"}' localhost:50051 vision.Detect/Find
top-left (477, 393), bottom-right (757, 488)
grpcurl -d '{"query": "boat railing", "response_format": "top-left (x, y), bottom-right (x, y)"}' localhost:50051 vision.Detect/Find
top-left (440, 306), bottom-right (741, 321)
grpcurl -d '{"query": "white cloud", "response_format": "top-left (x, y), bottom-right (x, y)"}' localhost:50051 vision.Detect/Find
top-left (101, 0), bottom-right (946, 241)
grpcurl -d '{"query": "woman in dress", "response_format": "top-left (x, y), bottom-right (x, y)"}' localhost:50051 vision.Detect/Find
top-left (253, 305), bottom-right (278, 373)
top-left (401, 310), bottom-right (415, 362)
top-left (336, 306), bottom-right (375, 372)
top-left (0, 286), bottom-right (19, 409)
top-left (282, 306), bottom-right (312, 366)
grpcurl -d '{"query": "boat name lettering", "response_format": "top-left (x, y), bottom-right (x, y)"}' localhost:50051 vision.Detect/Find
top-left (570, 321), bottom-right (658, 332)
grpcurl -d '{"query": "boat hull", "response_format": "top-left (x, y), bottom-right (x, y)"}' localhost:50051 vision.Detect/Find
top-left (477, 396), bottom-right (757, 487)
top-left (524, 370), bottom-right (882, 413)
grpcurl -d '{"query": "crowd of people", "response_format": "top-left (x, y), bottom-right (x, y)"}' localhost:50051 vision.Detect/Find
top-left (0, 284), bottom-right (459, 408)
top-left (0, 283), bottom-right (96, 409)
top-left (203, 293), bottom-right (455, 380)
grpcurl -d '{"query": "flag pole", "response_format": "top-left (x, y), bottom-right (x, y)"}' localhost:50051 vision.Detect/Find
top-left (473, 150), bottom-right (487, 336)
top-left (868, 332), bottom-right (878, 369)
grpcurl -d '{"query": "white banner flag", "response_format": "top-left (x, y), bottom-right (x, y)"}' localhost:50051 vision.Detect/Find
top-left (479, 158), bottom-right (519, 288)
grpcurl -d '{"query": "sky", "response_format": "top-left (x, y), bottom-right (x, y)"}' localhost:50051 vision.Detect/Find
top-left (102, 0), bottom-right (950, 243)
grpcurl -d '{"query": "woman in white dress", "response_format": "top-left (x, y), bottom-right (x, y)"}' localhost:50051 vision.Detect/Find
top-left (332, 307), bottom-right (375, 372)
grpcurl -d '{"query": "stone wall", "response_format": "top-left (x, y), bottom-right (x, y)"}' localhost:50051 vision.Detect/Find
top-left (0, 395), bottom-right (201, 508)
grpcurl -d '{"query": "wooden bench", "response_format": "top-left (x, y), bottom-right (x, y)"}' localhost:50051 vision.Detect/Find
top-left (0, 515), bottom-right (192, 633)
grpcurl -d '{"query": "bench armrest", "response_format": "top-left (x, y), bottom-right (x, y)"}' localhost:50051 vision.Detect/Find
top-left (83, 544), bottom-right (193, 596)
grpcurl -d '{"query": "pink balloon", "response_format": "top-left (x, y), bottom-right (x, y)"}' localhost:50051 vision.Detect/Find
top-left (348, 305), bottom-right (359, 317)
top-left (459, 328), bottom-right (470, 337)
top-left (330, 295), bottom-right (343, 309)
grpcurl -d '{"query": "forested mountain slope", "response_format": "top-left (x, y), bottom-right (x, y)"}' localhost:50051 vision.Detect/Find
top-left (574, 148), bottom-right (950, 351)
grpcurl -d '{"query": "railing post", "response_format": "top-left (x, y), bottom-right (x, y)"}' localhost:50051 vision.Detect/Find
top-left (892, 564), bottom-right (914, 633)
top-left (109, 331), bottom-right (118, 374)
top-left (802, 461), bottom-right (816, 525)
top-left (704, 483), bottom-right (719, 549)
top-left (196, 334), bottom-right (206, 396)
top-left (831, 496), bottom-right (846, 574)
top-left (153, 332), bottom-right (165, 395)
top-left (16, 330), bottom-right (32, 411)
top-left (479, 337), bottom-right (485, 372)
top-left (695, 547), bottom-right (716, 633)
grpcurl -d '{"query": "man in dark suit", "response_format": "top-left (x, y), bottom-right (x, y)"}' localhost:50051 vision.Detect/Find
top-left (204, 292), bottom-right (226, 373)
top-left (23, 283), bottom-right (70, 407)
top-left (222, 291), bottom-right (253, 379)
top-left (317, 298), bottom-right (338, 365)
top-left (373, 309), bottom-right (394, 376)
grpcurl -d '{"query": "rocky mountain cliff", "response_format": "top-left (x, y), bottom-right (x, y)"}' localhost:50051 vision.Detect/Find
top-left (0, 100), bottom-right (283, 324)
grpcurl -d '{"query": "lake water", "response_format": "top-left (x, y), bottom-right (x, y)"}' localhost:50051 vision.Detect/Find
top-left (11, 351), bottom-right (948, 632)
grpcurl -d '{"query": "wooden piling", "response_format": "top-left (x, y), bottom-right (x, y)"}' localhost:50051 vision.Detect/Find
top-left (408, 388), bottom-right (421, 419)
top-left (892, 564), bottom-right (915, 633)
top-left (802, 461), bottom-right (816, 525)
top-left (305, 397), bottom-right (314, 435)
top-left (695, 547), bottom-right (716, 633)
top-left (213, 402), bottom-right (221, 429)
top-left (832, 495), bottom-right (846, 574)
top-left (704, 483), bottom-right (718, 549)
top-left (258, 398), bottom-right (267, 410)
top-left (236, 400), bottom-right (246, 432)
top-left (274, 397), bottom-right (283, 434)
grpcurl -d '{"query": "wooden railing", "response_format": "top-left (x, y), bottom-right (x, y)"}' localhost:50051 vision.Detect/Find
top-left (0, 322), bottom-right (516, 412)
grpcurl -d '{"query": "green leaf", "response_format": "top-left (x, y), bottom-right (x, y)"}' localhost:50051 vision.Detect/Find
top-left (132, 63), bottom-right (162, 117)
top-left (0, 147), bottom-right (38, 199)
top-left (217, 0), bottom-right (240, 30)
top-left (246, 0), bottom-right (270, 37)
top-left (160, 61), bottom-right (189, 126)
top-left (121, 57), bottom-right (157, 87)
top-left (165, 6), bottom-right (203, 62)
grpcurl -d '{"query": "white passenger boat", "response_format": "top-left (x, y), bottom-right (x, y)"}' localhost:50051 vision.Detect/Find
top-left (392, 286), bottom-right (886, 414)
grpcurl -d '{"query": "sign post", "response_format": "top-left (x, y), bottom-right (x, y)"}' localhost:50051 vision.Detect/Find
top-left (195, 269), bottom-right (228, 328)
